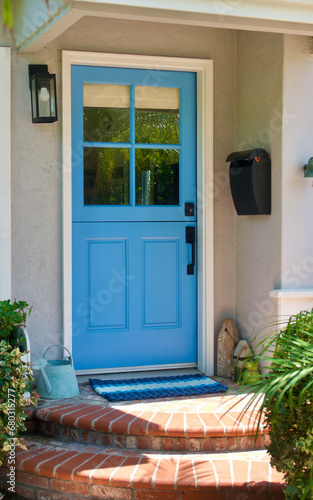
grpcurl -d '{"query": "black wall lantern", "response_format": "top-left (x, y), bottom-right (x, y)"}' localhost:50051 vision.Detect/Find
top-left (29, 64), bottom-right (58, 123)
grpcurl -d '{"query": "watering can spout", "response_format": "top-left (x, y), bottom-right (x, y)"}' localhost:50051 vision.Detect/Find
top-left (32, 358), bottom-right (52, 395)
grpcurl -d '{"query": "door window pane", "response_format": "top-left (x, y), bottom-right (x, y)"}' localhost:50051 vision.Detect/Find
top-left (135, 87), bottom-right (179, 144)
top-left (84, 84), bottom-right (130, 143)
top-left (84, 147), bottom-right (130, 205)
top-left (135, 149), bottom-right (179, 205)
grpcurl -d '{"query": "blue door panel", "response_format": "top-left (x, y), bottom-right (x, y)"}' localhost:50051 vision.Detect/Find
top-left (71, 65), bottom-right (196, 223)
top-left (143, 238), bottom-right (180, 327)
top-left (87, 239), bottom-right (128, 329)
top-left (73, 222), bottom-right (196, 370)
top-left (72, 65), bottom-right (197, 371)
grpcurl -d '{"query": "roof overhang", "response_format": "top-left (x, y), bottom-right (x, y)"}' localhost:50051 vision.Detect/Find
top-left (13, 0), bottom-right (313, 53)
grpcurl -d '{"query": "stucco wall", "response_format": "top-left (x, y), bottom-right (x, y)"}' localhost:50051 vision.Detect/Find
top-left (235, 31), bottom-right (284, 347)
top-left (10, 17), bottom-right (237, 364)
top-left (281, 36), bottom-right (313, 291)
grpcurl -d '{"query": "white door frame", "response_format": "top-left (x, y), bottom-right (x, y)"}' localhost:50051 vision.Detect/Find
top-left (62, 50), bottom-right (214, 375)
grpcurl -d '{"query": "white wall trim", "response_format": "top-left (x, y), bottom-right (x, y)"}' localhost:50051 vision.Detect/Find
top-left (0, 47), bottom-right (11, 301)
top-left (62, 50), bottom-right (214, 375)
top-left (270, 288), bottom-right (313, 323)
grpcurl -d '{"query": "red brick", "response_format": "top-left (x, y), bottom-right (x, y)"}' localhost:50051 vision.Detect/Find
top-left (189, 439), bottom-right (201, 451)
top-left (76, 407), bottom-right (112, 429)
top-left (227, 437), bottom-right (238, 450)
top-left (110, 411), bottom-right (142, 434)
top-left (90, 484), bottom-right (132, 499)
top-left (21, 448), bottom-right (66, 474)
top-left (135, 491), bottom-right (179, 500)
top-left (212, 460), bottom-right (233, 490)
top-left (147, 412), bottom-right (172, 436)
top-left (176, 459), bottom-right (196, 490)
top-left (16, 471), bottom-right (49, 489)
top-left (24, 405), bottom-right (37, 420)
top-left (61, 406), bottom-right (104, 427)
top-left (176, 438), bottom-right (188, 451)
top-left (53, 424), bottom-right (61, 437)
top-left (90, 432), bottom-right (102, 446)
top-left (213, 438), bottom-right (226, 451)
top-left (111, 457), bottom-right (141, 487)
top-left (37, 491), bottom-right (72, 500)
top-left (225, 494), bottom-right (270, 500)
top-left (154, 457), bottom-right (178, 490)
top-left (240, 436), bottom-right (253, 450)
top-left (131, 457), bottom-right (158, 488)
top-left (186, 414), bottom-right (206, 438)
top-left (45, 423), bottom-right (53, 434)
top-left (182, 493), bottom-right (224, 500)
top-left (128, 412), bottom-right (155, 435)
top-left (166, 413), bottom-right (185, 437)
top-left (38, 451), bottom-right (80, 478)
top-left (163, 438), bottom-right (174, 450)
top-left (193, 460), bottom-right (218, 490)
top-left (50, 478), bottom-right (89, 495)
top-left (151, 437), bottom-right (162, 450)
top-left (202, 438), bottom-right (212, 451)
top-left (70, 429), bottom-right (80, 441)
top-left (248, 462), bottom-right (271, 493)
top-left (114, 435), bottom-right (125, 448)
top-left (12, 484), bottom-right (35, 499)
top-left (91, 455), bottom-right (126, 485)
top-left (73, 454), bottom-right (109, 482)
top-left (138, 436), bottom-right (149, 449)
top-left (81, 430), bottom-right (90, 443)
top-left (198, 413), bottom-right (224, 437)
top-left (54, 452), bottom-right (96, 482)
top-left (103, 434), bottom-right (113, 446)
top-left (125, 435), bottom-right (137, 449)
top-left (93, 409), bottom-right (127, 432)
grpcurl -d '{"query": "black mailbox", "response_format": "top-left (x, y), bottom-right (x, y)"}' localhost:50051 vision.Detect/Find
top-left (226, 148), bottom-right (271, 215)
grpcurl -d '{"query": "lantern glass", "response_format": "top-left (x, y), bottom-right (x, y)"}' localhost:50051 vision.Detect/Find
top-left (30, 70), bottom-right (57, 123)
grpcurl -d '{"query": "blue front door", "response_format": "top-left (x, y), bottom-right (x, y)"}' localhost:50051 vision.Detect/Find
top-left (72, 65), bottom-right (197, 371)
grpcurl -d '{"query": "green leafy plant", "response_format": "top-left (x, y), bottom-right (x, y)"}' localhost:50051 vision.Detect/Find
top-left (242, 309), bottom-right (313, 499)
top-left (0, 341), bottom-right (36, 468)
top-left (0, 300), bottom-right (32, 347)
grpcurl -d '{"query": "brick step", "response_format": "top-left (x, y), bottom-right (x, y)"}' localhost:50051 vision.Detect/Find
top-left (34, 402), bottom-right (269, 452)
top-left (0, 436), bottom-right (284, 500)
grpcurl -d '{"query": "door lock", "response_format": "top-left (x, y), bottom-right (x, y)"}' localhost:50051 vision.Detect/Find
top-left (185, 203), bottom-right (195, 217)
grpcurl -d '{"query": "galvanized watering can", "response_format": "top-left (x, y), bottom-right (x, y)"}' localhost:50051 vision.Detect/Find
top-left (33, 345), bottom-right (79, 399)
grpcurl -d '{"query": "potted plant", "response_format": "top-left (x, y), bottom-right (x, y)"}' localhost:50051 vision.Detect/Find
top-left (241, 309), bottom-right (313, 500)
top-left (0, 300), bottom-right (36, 469)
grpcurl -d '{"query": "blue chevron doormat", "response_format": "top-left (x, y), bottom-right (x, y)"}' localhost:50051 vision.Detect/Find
top-left (89, 374), bottom-right (228, 402)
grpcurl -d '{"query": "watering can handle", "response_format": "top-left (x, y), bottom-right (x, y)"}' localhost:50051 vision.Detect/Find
top-left (43, 344), bottom-right (73, 366)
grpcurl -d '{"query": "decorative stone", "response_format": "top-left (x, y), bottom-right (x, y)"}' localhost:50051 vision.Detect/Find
top-left (217, 318), bottom-right (240, 377)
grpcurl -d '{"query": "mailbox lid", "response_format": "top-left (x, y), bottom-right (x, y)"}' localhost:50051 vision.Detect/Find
top-left (226, 148), bottom-right (269, 164)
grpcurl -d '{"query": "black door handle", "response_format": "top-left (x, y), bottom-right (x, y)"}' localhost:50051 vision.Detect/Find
top-left (186, 226), bottom-right (196, 275)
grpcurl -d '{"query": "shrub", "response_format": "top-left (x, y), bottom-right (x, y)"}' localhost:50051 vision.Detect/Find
top-left (0, 341), bottom-right (36, 468)
top-left (0, 300), bottom-right (32, 347)
top-left (242, 310), bottom-right (313, 499)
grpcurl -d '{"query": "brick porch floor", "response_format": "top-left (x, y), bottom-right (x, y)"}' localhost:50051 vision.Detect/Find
top-left (0, 376), bottom-right (285, 499)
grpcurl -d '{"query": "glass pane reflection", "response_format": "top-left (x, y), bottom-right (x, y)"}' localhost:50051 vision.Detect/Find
top-left (84, 147), bottom-right (130, 205)
top-left (136, 149), bottom-right (179, 205)
top-left (84, 84), bottom-right (130, 143)
top-left (135, 87), bottom-right (179, 144)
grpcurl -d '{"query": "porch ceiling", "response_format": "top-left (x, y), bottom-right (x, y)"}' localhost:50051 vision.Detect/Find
top-left (13, 0), bottom-right (313, 53)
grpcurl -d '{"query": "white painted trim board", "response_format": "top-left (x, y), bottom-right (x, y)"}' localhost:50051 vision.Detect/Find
top-left (0, 47), bottom-right (11, 301)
